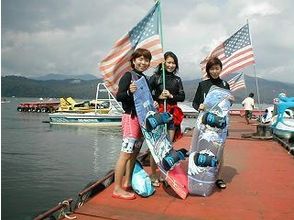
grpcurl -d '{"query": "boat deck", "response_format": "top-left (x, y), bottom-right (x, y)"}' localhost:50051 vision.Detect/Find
top-left (68, 116), bottom-right (294, 220)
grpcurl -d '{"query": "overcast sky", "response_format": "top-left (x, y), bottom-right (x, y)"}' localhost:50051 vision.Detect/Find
top-left (2, 0), bottom-right (293, 83)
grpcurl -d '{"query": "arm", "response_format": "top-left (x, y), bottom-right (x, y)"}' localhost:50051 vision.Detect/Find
top-left (116, 72), bottom-right (133, 102)
top-left (192, 83), bottom-right (203, 110)
top-left (148, 74), bottom-right (157, 100)
top-left (171, 78), bottom-right (185, 102)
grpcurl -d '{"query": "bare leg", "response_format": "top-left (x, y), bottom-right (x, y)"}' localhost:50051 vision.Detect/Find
top-left (150, 154), bottom-right (160, 186)
top-left (123, 148), bottom-right (140, 188)
top-left (245, 111), bottom-right (250, 124)
top-left (150, 154), bottom-right (157, 176)
top-left (245, 116), bottom-right (249, 124)
top-left (168, 129), bottom-right (175, 142)
top-left (216, 153), bottom-right (226, 189)
top-left (113, 152), bottom-right (134, 196)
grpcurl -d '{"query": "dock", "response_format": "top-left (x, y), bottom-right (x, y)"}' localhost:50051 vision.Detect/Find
top-left (36, 115), bottom-right (294, 220)
top-left (17, 100), bottom-right (60, 113)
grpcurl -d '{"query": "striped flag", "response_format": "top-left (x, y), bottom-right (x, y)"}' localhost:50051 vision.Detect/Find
top-left (228, 73), bottom-right (246, 92)
top-left (99, 2), bottom-right (164, 94)
top-left (200, 24), bottom-right (255, 78)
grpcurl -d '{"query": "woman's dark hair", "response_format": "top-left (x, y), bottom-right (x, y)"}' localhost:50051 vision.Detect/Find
top-left (249, 93), bottom-right (254, 98)
top-left (130, 48), bottom-right (152, 69)
top-left (156, 51), bottom-right (179, 74)
top-left (205, 57), bottom-right (223, 78)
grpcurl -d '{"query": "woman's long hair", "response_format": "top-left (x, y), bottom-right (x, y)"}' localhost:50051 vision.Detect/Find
top-left (155, 51), bottom-right (179, 75)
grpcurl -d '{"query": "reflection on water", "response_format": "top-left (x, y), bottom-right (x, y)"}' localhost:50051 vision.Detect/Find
top-left (1, 98), bottom-right (123, 219)
top-left (2, 98), bottom-right (196, 220)
top-left (92, 127), bottom-right (121, 175)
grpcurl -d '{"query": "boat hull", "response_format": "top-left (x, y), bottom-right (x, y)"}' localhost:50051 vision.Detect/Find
top-left (273, 119), bottom-right (294, 139)
top-left (49, 113), bottom-right (122, 126)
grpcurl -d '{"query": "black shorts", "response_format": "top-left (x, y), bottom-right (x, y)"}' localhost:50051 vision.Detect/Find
top-left (245, 110), bottom-right (252, 119)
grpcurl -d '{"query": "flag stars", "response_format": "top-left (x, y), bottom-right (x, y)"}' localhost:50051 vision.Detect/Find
top-left (224, 25), bottom-right (251, 57)
top-left (128, 5), bottom-right (159, 46)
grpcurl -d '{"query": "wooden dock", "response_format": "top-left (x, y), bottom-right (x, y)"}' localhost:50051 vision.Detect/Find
top-left (36, 116), bottom-right (294, 220)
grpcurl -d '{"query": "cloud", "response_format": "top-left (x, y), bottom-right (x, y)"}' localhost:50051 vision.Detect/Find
top-left (239, 2), bottom-right (280, 17)
top-left (1, 0), bottom-right (294, 84)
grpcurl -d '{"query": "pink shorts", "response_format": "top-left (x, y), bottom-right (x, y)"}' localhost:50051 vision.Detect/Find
top-left (121, 114), bottom-right (143, 153)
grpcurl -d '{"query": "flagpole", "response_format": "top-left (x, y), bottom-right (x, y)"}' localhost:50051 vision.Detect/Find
top-left (244, 73), bottom-right (248, 97)
top-left (158, 0), bottom-right (167, 112)
top-left (247, 19), bottom-right (261, 109)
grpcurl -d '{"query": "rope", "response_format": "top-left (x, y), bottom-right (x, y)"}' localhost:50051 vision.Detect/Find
top-left (57, 200), bottom-right (77, 220)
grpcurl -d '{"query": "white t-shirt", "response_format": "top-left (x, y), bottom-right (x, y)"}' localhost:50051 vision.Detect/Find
top-left (242, 97), bottom-right (255, 110)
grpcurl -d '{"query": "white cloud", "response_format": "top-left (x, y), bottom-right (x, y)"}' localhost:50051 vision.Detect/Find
top-left (239, 2), bottom-right (280, 18)
top-left (1, 0), bottom-right (294, 85)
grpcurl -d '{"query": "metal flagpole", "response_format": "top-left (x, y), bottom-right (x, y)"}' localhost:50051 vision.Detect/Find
top-left (158, 0), bottom-right (167, 112)
top-left (243, 72), bottom-right (248, 96)
top-left (157, 0), bottom-right (169, 133)
top-left (247, 19), bottom-right (261, 109)
top-left (253, 65), bottom-right (261, 108)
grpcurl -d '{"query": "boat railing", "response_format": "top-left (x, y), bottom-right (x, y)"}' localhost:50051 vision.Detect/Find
top-left (94, 83), bottom-right (124, 114)
top-left (34, 198), bottom-right (73, 220)
top-left (74, 150), bottom-right (149, 209)
top-left (75, 170), bottom-right (115, 209)
top-left (33, 150), bottom-right (150, 219)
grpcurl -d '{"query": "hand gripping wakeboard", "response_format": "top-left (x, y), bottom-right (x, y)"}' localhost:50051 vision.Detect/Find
top-left (133, 76), bottom-right (188, 199)
top-left (188, 86), bottom-right (233, 196)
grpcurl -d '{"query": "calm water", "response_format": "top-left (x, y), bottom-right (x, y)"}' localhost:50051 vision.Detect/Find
top-left (1, 98), bottom-right (196, 219)
top-left (1, 98), bottom-right (123, 219)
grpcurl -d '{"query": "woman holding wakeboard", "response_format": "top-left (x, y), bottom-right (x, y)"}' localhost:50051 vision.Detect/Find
top-left (149, 51), bottom-right (185, 186)
top-left (192, 56), bottom-right (230, 189)
top-left (113, 48), bottom-right (158, 200)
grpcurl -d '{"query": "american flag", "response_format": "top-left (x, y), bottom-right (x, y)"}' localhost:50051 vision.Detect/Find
top-left (228, 73), bottom-right (246, 92)
top-left (99, 2), bottom-right (164, 94)
top-left (200, 24), bottom-right (255, 78)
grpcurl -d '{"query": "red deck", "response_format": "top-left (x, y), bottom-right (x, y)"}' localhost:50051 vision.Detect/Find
top-left (68, 116), bottom-right (294, 220)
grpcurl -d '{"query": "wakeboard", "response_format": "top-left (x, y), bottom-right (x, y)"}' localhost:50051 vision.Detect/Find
top-left (133, 75), bottom-right (188, 199)
top-left (188, 85), bottom-right (233, 196)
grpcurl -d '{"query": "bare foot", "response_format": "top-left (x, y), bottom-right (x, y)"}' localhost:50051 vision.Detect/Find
top-left (112, 188), bottom-right (136, 200)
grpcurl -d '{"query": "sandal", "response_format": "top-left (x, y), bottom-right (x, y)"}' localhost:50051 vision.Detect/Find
top-left (150, 175), bottom-right (161, 187)
top-left (151, 179), bottom-right (160, 187)
top-left (216, 179), bottom-right (227, 189)
top-left (112, 192), bottom-right (136, 200)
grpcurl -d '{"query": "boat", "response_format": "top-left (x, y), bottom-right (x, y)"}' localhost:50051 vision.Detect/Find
top-left (49, 83), bottom-right (123, 126)
top-left (177, 103), bottom-right (198, 118)
top-left (271, 93), bottom-right (294, 140)
top-left (34, 115), bottom-right (294, 220)
top-left (56, 97), bottom-right (94, 113)
top-left (1, 98), bottom-right (10, 104)
top-left (49, 112), bottom-right (122, 126)
top-left (17, 100), bottom-right (60, 112)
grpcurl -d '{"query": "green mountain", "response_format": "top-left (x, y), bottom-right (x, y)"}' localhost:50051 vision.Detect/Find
top-left (1, 75), bottom-right (103, 99)
top-left (2, 75), bottom-right (294, 103)
top-left (30, 73), bottom-right (98, 81)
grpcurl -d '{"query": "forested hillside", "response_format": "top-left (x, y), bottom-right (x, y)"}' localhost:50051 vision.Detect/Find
top-left (2, 75), bottom-right (294, 103)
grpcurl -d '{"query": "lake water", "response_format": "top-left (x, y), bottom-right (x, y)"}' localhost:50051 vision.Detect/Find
top-left (2, 98), bottom-right (124, 219)
top-left (1, 98), bottom-right (196, 219)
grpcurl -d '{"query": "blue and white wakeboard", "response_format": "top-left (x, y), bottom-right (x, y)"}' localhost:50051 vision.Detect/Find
top-left (188, 85), bottom-right (233, 196)
top-left (133, 75), bottom-right (188, 199)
